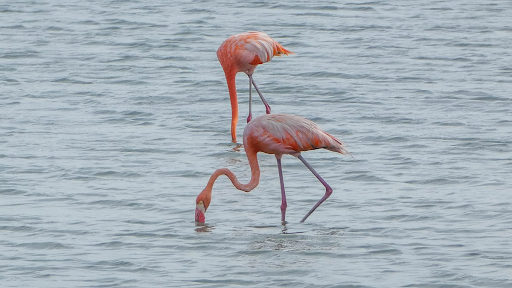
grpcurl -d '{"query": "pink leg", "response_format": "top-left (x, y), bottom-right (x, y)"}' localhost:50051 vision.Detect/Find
top-left (276, 155), bottom-right (287, 224)
top-left (247, 77), bottom-right (252, 123)
top-left (297, 155), bottom-right (333, 223)
top-left (248, 74), bottom-right (271, 114)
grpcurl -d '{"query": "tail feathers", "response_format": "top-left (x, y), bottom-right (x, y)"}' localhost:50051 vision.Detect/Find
top-left (274, 42), bottom-right (293, 56)
top-left (325, 132), bottom-right (353, 158)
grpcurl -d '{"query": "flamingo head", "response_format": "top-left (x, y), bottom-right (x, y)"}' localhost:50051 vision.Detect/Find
top-left (195, 201), bottom-right (206, 223)
top-left (195, 189), bottom-right (211, 223)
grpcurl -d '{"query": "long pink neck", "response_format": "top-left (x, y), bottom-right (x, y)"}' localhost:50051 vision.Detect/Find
top-left (204, 148), bottom-right (260, 196)
top-left (224, 69), bottom-right (239, 143)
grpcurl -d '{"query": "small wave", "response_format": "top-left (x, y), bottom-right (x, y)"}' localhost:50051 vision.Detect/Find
top-left (405, 178), bottom-right (460, 185)
top-left (51, 78), bottom-right (93, 84)
top-left (471, 95), bottom-right (510, 102)
top-left (16, 242), bottom-right (71, 250)
top-left (344, 174), bottom-right (388, 182)
top-left (0, 51), bottom-right (38, 59)
top-left (0, 225), bottom-right (37, 232)
top-left (0, 188), bottom-right (26, 195)
top-left (368, 248), bottom-right (403, 255)
top-left (0, 24), bottom-right (26, 29)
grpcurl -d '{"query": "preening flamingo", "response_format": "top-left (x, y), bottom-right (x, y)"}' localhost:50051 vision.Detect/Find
top-left (195, 114), bottom-right (350, 224)
top-left (217, 31), bottom-right (292, 143)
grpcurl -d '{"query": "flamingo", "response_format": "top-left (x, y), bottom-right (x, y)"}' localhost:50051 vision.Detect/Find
top-left (217, 31), bottom-right (292, 143)
top-left (195, 114), bottom-right (350, 224)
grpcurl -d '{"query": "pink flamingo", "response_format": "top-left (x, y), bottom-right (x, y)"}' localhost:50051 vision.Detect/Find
top-left (195, 114), bottom-right (350, 224)
top-left (217, 31), bottom-right (292, 143)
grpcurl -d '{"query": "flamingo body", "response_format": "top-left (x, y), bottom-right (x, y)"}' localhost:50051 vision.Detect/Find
top-left (217, 31), bottom-right (290, 75)
top-left (217, 32), bottom-right (292, 142)
top-left (195, 114), bottom-right (350, 224)
top-left (244, 114), bottom-right (347, 156)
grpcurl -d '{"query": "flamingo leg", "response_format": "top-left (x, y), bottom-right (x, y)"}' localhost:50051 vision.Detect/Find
top-left (276, 155), bottom-right (287, 224)
top-left (248, 74), bottom-right (271, 114)
top-left (247, 77), bottom-right (252, 123)
top-left (297, 155), bottom-right (333, 223)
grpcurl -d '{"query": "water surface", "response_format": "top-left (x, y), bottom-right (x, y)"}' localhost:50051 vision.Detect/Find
top-left (1, 0), bottom-right (511, 287)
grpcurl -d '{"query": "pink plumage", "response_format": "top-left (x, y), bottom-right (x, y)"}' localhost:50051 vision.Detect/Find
top-left (196, 114), bottom-right (350, 224)
top-left (216, 31), bottom-right (293, 142)
top-left (244, 114), bottom-right (350, 156)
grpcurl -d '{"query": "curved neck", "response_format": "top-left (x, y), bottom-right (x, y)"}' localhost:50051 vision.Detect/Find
top-left (203, 148), bottom-right (260, 199)
top-left (224, 69), bottom-right (239, 143)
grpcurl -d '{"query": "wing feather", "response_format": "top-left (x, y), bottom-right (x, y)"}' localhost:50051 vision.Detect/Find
top-left (244, 114), bottom-right (349, 156)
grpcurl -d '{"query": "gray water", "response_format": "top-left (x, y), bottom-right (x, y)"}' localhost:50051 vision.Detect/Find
top-left (1, 0), bottom-right (511, 287)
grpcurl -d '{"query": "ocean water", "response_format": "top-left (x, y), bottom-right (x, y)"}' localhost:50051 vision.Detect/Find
top-left (1, 0), bottom-right (511, 287)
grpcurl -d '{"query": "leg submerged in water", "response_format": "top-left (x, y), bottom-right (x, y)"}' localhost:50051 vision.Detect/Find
top-left (276, 155), bottom-right (287, 224)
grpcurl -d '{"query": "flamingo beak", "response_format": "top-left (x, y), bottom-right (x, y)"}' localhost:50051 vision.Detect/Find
top-left (195, 202), bottom-right (206, 223)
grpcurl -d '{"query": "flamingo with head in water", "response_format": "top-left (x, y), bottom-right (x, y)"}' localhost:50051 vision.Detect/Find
top-left (217, 31), bottom-right (292, 143)
top-left (195, 114), bottom-right (350, 224)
